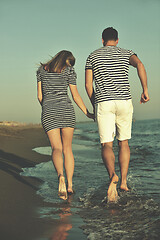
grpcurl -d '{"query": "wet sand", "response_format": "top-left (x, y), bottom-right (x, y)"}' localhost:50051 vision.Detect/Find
top-left (0, 122), bottom-right (62, 240)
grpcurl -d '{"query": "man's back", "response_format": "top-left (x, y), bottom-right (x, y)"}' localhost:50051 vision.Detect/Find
top-left (85, 46), bottom-right (135, 103)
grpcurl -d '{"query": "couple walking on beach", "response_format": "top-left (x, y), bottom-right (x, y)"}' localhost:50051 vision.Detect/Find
top-left (37, 27), bottom-right (150, 202)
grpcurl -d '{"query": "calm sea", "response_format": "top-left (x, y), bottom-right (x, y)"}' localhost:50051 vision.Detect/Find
top-left (21, 119), bottom-right (160, 240)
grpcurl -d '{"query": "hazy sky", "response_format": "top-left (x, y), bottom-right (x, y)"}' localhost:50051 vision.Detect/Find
top-left (1, 0), bottom-right (160, 123)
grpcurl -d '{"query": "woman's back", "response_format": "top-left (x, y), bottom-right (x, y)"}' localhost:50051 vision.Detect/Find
top-left (37, 66), bottom-right (77, 105)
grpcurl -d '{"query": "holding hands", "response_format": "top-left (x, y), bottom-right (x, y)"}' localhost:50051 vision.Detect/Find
top-left (86, 109), bottom-right (95, 120)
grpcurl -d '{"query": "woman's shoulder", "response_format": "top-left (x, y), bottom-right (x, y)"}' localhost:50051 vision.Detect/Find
top-left (37, 65), bottom-right (44, 74)
top-left (62, 66), bottom-right (77, 84)
top-left (37, 65), bottom-right (56, 75)
top-left (62, 66), bottom-right (76, 75)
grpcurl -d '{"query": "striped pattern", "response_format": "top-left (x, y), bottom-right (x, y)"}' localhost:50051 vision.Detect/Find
top-left (37, 66), bottom-right (76, 132)
top-left (85, 46), bottom-right (136, 104)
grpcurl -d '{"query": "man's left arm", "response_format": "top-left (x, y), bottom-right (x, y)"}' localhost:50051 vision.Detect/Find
top-left (129, 55), bottom-right (150, 104)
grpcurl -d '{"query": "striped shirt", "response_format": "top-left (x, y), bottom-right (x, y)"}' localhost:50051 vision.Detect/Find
top-left (85, 46), bottom-right (136, 104)
top-left (36, 66), bottom-right (76, 132)
top-left (37, 66), bottom-right (76, 105)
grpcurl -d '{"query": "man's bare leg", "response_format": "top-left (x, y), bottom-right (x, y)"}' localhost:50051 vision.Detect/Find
top-left (118, 140), bottom-right (130, 191)
top-left (101, 142), bottom-right (119, 202)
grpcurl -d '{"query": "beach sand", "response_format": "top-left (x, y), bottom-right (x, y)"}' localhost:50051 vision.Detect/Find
top-left (0, 122), bottom-right (63, 240)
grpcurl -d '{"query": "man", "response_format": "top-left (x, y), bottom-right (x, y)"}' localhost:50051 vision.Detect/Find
top-left (85, 27), bottom-right (150, 202)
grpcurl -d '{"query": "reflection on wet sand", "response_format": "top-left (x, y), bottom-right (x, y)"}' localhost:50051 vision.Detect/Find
top-left (50, 195), bottom-right (73, 240)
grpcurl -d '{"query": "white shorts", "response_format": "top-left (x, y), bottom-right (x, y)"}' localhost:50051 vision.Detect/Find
top-left (97, 100), bottom-right (133, 143)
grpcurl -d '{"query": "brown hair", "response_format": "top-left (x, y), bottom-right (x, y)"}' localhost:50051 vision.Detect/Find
top-left (41, 50), bottom-right (75, 73)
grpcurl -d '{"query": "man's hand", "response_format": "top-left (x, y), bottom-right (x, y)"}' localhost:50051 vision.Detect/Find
top-left (140, 91), bottom-right (150, 104)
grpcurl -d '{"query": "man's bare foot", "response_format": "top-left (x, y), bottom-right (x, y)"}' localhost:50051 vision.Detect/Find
top-left (67, 183), bottom-right (74, 195)
top-left (107, 174), bottom-right (119, 203)
top-left (120, 183), bottom-right (129, 191)
top-left (58, 175), bottom-right (67, 200)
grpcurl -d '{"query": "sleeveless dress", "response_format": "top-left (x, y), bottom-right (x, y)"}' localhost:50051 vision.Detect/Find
top-left (36, 66), bottom-right (76, 132)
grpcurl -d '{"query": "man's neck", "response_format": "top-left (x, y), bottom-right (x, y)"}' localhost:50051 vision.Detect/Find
top-left (105, 40), bottom-right (118, 46)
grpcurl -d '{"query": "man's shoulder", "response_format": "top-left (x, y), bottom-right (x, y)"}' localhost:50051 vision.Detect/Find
top-left (90, 47), bottom-right (105, 55)
top-left (87, 46), bottom-right (135, 60)
top-left (89, 46), bottom-right (132, 55)
top-left (87, 47), bottom-right (106, 59)
top-left (117, 47), bottom-right (136, 56)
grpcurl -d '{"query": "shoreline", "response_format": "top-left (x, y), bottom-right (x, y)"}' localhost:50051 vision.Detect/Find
top-left (0, 123), bottom-right (62, 240)
top-left (0, 123), bottom-right (87, 240)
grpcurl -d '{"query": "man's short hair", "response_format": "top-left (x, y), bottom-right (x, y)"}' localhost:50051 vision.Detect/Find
top-left (102, 27), bottom-right (118, 45)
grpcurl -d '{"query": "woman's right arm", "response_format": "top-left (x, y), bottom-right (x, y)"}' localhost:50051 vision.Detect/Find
top-left (37, 81), bottom-right (43, 105)
top-left (69, 84), bottom-right (94, 119)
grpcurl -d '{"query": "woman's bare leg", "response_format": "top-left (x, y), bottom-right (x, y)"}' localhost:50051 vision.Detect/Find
top-left (47, 129), bottom-right (67, 200)
top-left (61, 127), bottom-right (74, 193)
top-left (47, 129), bottom-right (63, 176)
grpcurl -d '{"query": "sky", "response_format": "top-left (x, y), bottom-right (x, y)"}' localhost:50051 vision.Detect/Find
top-left (1, 0), bottom-right (160, 123)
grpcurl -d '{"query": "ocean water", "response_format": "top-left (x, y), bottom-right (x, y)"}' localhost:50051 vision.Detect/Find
top-left (21, 119), bottom-right (160, 240)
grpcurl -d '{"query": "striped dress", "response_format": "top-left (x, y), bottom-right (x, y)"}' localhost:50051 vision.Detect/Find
top-left (85, 46), bottom-right (136, 104)
top-left (37, 66), bottom-right (76, 132)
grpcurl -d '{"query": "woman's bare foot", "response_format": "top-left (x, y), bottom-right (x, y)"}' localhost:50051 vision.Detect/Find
top-left (107, 174), bottom-right (119, 203)
top-left (58, 175), bottom-right (67, 200)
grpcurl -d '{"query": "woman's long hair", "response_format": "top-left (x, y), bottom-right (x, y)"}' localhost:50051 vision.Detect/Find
top-left (41, 50), bottom-right (75, 73)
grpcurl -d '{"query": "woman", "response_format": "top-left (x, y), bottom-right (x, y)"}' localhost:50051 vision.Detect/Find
top-left (37, 50), bottom-right (94, 200)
